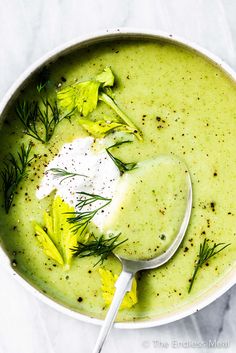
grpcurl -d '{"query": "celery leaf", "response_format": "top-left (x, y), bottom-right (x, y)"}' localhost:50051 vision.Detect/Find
top-left (57, 81), bottom-right (100, 117)
top-left (57, 67), bottom-right (142, 139)
top-left (96, 67), bottom-right (115, 87)
top-left (78, 118), bottom-right (134, 138)
top-left (34, 196), bottom-right (85, 267)
top-left (99, 268), bottom-right (138, 309)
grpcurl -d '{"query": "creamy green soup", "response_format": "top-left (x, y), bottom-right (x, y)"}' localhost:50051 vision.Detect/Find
top-left (0, 39), bottom-right (236, 322)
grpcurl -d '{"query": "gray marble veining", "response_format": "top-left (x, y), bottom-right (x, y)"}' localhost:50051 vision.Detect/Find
top-left (0, 1), bottom-right (235, 352)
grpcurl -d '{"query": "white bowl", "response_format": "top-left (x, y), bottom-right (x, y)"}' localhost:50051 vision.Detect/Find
top-left (0, 28), bottom-right (235, 329)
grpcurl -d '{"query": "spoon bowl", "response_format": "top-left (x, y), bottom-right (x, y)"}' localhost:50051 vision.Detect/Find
top-left (92, 170), bottom-right (192, 353)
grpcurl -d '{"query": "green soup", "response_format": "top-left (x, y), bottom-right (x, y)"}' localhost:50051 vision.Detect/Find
top-left (0, 38), bottom-right (236, 322)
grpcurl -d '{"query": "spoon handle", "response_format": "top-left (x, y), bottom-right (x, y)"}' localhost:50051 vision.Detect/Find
top-left (92, 270), bottom-right (134, 353)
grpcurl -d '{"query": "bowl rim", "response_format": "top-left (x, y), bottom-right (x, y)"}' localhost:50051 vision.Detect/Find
top-left (0, 27), bottom-right (235, 329)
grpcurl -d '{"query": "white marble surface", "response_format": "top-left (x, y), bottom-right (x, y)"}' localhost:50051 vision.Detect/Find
top-left (0, 0), bottom-right (236, 352)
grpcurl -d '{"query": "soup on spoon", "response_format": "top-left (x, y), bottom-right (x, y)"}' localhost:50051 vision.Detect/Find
top-left (102, 155), bottom-right (190, 260)
top-left (92, 155), bottom-right (192, 353)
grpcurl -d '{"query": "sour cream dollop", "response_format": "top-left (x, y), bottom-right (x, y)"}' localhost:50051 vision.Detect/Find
top-left (36, 137), bottom-right (120, 229)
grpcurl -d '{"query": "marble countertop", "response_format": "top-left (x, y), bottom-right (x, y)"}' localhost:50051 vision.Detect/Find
top-left (0, 1), bottom-right (236, 352)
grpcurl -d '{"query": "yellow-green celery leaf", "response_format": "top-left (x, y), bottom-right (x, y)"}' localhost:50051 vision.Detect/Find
top-left (56, 86), bottom-right (75, 112)
top-left (57, 81), bottom-right (100, 117)
top-left (99, 268), bottom-right (138, 309)
top-left (34, 223), bottom-right (64, 265)
top-left (78, 118), bottom-right (134, 138)
top-left (34, 196), bottom-right (81, 267)
top-left (96, 67), bottom-right (115, 87)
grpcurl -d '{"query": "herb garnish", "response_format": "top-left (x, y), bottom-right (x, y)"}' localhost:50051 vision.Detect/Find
top-left (36, 81), bottom-right (48, 93)
top-left (99, 268), bottom-right (138, 309)
top-left (1, 142), bottom-right (33, 213)
top-left (72, 233), bottom-right (127, 266)
top-left (188, 238), bottom-right (230, 292)
top-left (34, 196), bottom-right (87, 267)
top-left (106, 141), bottom-right (137, 175)
top-left (16, 97), bottom-right (73, 144)
top-left (57, 67), bottom-right (142, 140)
top-left (48, 168), bottom-right (88, 183)
top-left (78, 118), bottom-right (135, 138)
top-left (98, 92), bottom-right (140, 139)
top-left (66, 192), bottom-right (111, 233)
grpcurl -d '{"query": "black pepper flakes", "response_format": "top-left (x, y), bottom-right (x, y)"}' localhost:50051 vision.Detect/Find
top-left (210, 202), bottom-right (215, 212)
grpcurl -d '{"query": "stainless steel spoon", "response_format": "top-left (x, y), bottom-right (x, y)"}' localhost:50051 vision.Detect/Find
top-left (92, 171), bottom-right (192, 353)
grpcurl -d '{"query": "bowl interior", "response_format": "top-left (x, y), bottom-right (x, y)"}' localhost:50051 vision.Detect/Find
top-left (0, 29), bottom-right (235, 329)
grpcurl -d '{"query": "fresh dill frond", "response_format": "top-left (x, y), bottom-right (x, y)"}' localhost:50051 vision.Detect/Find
top-left (72, 233), bottom-right (127, 266)
top-left (76, 192), bottom-right (111, 209)
top-left (36, 81), bottom-right (48, 93)
top-left (188, 238), bottom-right (230, 293)
top-left (16, 97), bottom-right (73, 144)
top-left (66, 192), bottom-right (111, 233)
top-left (48, 168), bottom-right (88, 183)
top-left (1, 142), bottom-right (34, 213)
top-left (106, 141), bottom-right (137, 175)
top-left (36, 67), bottom-right (50, 93)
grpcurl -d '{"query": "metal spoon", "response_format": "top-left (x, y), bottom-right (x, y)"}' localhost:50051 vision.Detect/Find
top-left (92, 171), bottom-right (192, 353)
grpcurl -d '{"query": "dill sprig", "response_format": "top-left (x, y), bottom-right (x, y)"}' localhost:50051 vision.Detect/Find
top-left (36, 81), bottom-right (48, 93)
top-left (72, 233), bottom-right (127, 266)
top-left (1, 142), bottom-right (33, 213)
top-left (188, 238), bottom-right (230, 293)
top-left (48, 168), bottom-right (88, 183)
top-left (106, 141), bottom-right (137, 175)
top-left (66, 192), bottom-right (111, 233)
top-left (16, 97), bottom-right (73, 144)
top-left (76, 192), bottom-right (110, 209)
